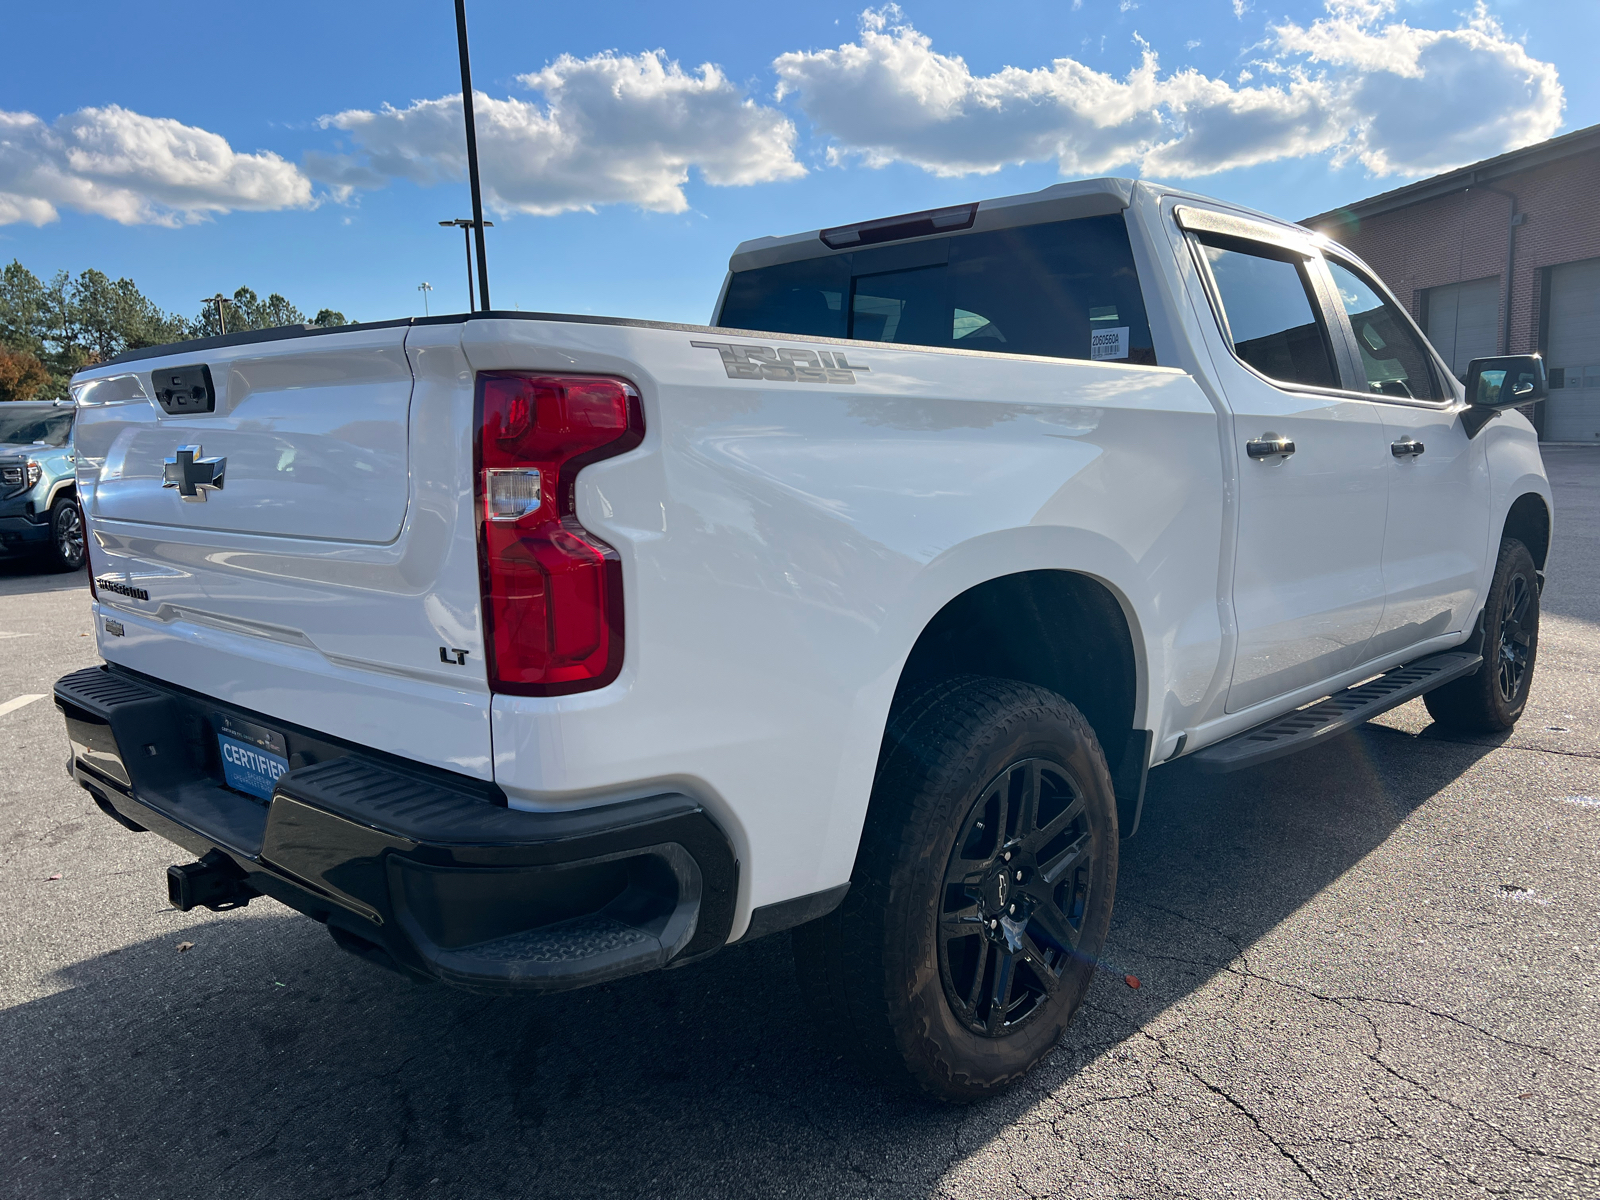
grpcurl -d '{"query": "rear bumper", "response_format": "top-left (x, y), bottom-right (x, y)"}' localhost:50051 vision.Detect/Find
top-left (53, 665), bottom-right (737, 993)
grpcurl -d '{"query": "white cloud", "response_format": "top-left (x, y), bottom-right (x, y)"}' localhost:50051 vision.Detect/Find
top-left (1275, 2), bottom-right (1563, 175)
top-left (323, 50), bottom-right (804, 216)
top-left (1145, 72), bottom-right (1344, 175)
top-left (0, 2), bottom-right (1560, 230)
top-left (775, 3), bottom-right (1563, 182)
top-left (301, 151), bottom-right (388, 202)
top-left (0, 105), bottom-right (314, 227)
top-left (774, 16), bottom-right (1169, 177)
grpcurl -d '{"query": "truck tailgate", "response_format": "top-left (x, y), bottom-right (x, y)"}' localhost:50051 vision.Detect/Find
top-left (71, 322), bottom-right (492, 780)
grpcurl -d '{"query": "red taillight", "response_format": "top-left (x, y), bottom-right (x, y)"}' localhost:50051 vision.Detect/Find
top-left (474, 373), bottom-right (643, 695)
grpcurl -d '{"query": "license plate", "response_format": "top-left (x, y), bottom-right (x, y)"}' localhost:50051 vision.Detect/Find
top-left (216, 714), bottom-right (290, 801)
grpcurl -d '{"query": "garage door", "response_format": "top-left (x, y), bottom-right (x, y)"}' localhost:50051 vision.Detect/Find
top-left (1425, 276), bottom-right (1501, 379)
top-left (1546, 257), bottom-right (1600, 443)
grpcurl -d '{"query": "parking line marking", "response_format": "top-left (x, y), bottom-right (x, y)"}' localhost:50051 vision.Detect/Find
top-left (0, 631), bottom-right (30, 639)
top-left (0, 694), bottom-right (47, 718)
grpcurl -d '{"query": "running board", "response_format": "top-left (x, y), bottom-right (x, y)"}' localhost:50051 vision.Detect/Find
top-left (1190, 651), bottom-right (1483, 774)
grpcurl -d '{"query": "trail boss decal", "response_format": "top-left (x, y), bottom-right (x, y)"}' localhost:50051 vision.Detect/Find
top-left (691, 341), bottom-right (870, 384)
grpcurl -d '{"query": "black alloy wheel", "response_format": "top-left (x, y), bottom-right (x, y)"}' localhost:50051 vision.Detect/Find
top-left (48, 497), bottom-right (86, 572)
top-left (1424, 536), bottom-right (1539, 732)
top-left (793, 676), bottom-right (1118, 1101)
top-left (1496, 572), bottom-right (1533, 705)
top-left (939, 758), bottom-right (1093, 1037)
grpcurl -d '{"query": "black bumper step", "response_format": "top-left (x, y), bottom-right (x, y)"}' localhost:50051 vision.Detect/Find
top-left (1190, 650), bottom-right (1482, 774)
top-left (53, 666), bottom-right (737, 992)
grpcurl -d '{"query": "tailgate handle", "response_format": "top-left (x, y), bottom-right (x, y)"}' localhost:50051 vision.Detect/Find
top-left (151, 364), bottom-right (216, 415)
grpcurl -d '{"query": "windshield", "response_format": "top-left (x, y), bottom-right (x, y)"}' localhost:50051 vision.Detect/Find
top-left (0, 408), bottom-right (73, 447)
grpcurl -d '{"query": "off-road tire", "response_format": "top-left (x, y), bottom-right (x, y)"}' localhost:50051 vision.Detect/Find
top-left (46, 496), bottom-right (86, 573)
top-left (792, 676), bottom-right (1118, 1101)
top-left (1423, 537), bottom-right (1539, 732)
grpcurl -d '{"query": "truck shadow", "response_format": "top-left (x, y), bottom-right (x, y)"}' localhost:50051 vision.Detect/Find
top-left (0, 557), bottom-right (85, 592)
top-left (3, 724), bottom-right (1501, 1200)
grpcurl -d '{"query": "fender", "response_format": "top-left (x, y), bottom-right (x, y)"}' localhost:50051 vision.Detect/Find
top-left (1480, 410), bottom-right (1554, 586)
top-left (44, 477), bottom-right (77, 511)
top-left (812, 520), bottom-right (1222, 902)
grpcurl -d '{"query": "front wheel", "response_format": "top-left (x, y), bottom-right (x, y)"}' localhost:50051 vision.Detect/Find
top-left (1424, 537), bottom-right (1539, 732)
top-left (46, 496), bottom-right (86, 573)
top-left (793, 677), bottom-right (1118, 1101)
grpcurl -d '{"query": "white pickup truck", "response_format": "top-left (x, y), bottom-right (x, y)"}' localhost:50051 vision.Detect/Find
top-left (56, 178), bottom-right (1552, 1100)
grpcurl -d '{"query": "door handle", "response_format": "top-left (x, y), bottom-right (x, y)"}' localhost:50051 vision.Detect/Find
top-left (1246, 434), bottom-right (1296, 459)
top-left (1390, 438), bottom-right (1425, 458)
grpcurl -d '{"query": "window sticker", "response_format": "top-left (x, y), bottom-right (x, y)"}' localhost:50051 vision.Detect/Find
top-left (1090, 326), bottom-right (1129, 361)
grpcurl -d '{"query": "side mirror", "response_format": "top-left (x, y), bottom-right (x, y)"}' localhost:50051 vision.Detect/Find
top-left (1461, 354), bottom-right (1547, 436)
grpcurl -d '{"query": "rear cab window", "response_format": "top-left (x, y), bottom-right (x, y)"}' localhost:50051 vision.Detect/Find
top-left (717, 213), bottom-right (1158, 366)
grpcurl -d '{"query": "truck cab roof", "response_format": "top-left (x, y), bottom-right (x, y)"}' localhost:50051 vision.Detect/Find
top-left (726, 177), bottom-right (1315, 273)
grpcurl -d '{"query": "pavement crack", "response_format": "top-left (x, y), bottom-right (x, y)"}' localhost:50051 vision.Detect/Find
top-left (1118, 899), bottom-right (1597, 1077)
top-left (1360, 1017), bottom-right (1600, 1172)
top-left (1138, 1029), bottom-right (1328, 1197)
top-left (217, 1110), bottom-right (295, 1174)
top-left (1220, 961), bottom-right (1598, 1077)
top-left (1493, 743), bottom-right (1600, 761)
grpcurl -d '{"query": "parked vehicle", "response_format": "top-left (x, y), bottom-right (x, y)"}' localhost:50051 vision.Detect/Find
top-left (54, 178), bottom-right (1551, 1100)
top-left (0, 400), bottom-right (84, 572)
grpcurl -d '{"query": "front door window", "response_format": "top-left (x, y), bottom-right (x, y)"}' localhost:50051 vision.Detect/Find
top-left (1326, 260), bottom-right (1444, 401)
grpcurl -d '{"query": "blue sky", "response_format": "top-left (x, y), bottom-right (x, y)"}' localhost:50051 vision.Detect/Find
top-left (1, 0), bottom-right (1591, 328)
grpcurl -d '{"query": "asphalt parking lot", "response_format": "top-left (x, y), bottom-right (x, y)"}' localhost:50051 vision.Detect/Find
top-left (3, 447), bottom-right (1597, 1200)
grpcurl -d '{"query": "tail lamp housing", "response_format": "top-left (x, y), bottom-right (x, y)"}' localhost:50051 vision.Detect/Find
top-left (474, 372), bottom-right (643, 695)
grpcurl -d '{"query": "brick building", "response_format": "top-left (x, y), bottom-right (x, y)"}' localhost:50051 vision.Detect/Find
top-left (1304, 122), bottom-right (1600, 442)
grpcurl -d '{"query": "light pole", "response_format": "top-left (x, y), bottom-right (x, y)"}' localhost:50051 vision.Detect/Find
top-left (201, 294), bottom-right (234, 335)
top-left (439, 218), bottom-right (493, 312)
top-left (417, 281), bottom-right (433, 317)
top-left (454, 0), bottom-right (491, 312)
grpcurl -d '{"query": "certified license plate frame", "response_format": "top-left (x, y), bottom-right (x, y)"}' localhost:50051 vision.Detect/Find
top-left (215, 713), bottom-right (291, 802)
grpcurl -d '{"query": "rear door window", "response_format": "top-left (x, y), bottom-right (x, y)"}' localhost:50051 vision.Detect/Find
top-left (1197, 237), bottom-right (1338, 389)
top-left (1325, 259), bottom-right (1444, 401)
top-left (718, 214), bottom-right (1158, 365)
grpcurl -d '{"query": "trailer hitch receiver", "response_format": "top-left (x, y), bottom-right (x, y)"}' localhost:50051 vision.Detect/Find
top-left (167, 852), bottom-right (257, 912)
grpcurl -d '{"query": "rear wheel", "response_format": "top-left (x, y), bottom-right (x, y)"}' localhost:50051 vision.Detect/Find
top-left (46, 496), bottom-right (86, 573)
top-left (793, 677), bottom-right (1118, 1101)
top-left (1424, 537), bottom-right (1539, 732)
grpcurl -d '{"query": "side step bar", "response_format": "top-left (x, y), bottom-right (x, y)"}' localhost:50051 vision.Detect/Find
top-left (1190, 650), bottom-right (1483, 774)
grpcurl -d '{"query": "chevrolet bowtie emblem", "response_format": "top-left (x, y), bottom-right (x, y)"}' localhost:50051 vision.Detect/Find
top-left (162, 445), bottom-right (226, 502)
